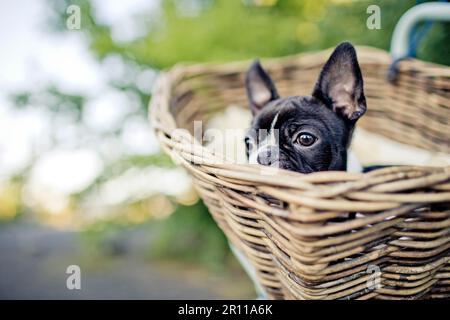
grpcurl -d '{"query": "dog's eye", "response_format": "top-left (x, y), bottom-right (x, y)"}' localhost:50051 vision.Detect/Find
top-left (296, 133), bottom-right (317, 147)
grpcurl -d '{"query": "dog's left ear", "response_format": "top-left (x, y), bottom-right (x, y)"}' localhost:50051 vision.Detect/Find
top-left (246, 60), bottom-right (279, 115)
top-left (312, 42), bottom-right (366, 121)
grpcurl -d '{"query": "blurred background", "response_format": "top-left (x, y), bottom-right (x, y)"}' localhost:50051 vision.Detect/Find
top-left (0, 0), bottom-right (448, 299)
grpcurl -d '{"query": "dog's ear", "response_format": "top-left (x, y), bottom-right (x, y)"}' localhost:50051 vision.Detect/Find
top-left (246, 60), bottom-right (279, 115)
top-left (312, 42), bottom-right (366, 121)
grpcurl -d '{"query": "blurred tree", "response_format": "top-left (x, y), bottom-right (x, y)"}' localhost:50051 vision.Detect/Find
top-left (60, 0), bottom-right (447, 68)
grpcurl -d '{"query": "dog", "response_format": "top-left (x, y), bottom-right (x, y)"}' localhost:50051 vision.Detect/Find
top-left (244, 42), bottom-right (366, 173)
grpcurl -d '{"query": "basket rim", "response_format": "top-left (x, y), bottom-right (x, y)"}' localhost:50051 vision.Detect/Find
top-left (158, 45), bottom-right (450, 75)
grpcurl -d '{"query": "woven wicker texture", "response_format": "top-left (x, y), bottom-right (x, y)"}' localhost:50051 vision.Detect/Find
top-left (150, 46), bottom-right (450, 300)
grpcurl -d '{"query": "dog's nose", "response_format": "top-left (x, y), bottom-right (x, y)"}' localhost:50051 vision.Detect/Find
top-left (257, 146), bottom-right (280, 166)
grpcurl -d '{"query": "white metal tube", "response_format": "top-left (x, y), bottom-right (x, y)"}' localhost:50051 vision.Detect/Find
top-left (390, 2), bottom-right (450, 61)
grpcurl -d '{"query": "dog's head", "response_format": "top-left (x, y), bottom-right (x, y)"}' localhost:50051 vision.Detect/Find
top-left (245, 42), bottom-right (366, 173)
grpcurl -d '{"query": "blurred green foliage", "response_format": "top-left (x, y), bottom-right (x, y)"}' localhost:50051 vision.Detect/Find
top-left (148, 201), bottom-right (231, 271)
top-left (73, 153), bottom-right (176, 201)
top-left (55, 0), bottom-right (449, 68)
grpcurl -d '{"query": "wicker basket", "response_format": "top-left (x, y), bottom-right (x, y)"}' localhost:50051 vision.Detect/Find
top-left (150, 46), bottom-right (450, 300)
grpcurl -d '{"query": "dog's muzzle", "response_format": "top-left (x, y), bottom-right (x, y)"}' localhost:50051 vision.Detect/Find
top-left (252, 145), bottom-right (280, 167)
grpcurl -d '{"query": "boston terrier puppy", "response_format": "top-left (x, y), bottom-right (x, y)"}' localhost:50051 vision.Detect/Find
top-left (244, 42), bottom-right (366, 173)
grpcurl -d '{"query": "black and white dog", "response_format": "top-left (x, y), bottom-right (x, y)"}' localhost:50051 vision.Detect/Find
top-left (245, 42), bottom-right (366, 173)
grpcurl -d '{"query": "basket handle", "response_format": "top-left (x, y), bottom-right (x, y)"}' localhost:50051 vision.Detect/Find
top-left (388, 1), bottom-right (450, 82)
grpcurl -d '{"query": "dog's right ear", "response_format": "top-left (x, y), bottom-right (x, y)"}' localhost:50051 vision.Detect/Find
top-left (245, 60), bottom-right (279, 115)
top-left (312, 42), bottom-right (366, 122)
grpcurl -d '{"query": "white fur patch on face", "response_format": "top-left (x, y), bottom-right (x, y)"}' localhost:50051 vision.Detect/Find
top-left (248, 112), bottom-right (280, 165)
top-left (268, 112), bottom-right (279, 145)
